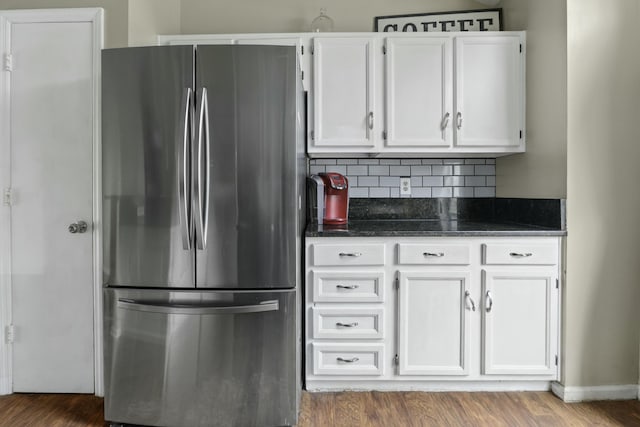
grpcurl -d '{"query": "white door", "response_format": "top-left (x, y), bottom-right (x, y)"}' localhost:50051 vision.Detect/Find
top-left (454, 35), bottom-right (523, 148)
top-left (385, 37), bottom-right (452, 149)
top-left (311, 37), bottom-right (378, 152)
top-left (3, 14), bottom-right (99, 393)
top-left (482, 269), bottom-right (558, 376)
top-left (397, 271), bottom-right (471, 376)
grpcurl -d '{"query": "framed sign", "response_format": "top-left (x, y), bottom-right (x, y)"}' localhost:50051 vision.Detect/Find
top-left (374, 9), bottom-right (502, 33)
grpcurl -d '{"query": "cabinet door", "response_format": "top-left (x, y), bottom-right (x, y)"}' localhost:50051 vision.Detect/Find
top-left (454, 35), bottom-right (523, 149)
top-left (482, 269), bottom-right (558, 376)
top-left (311, 38), bottom-right (378, 150)
top-left (397, 271), bottom-right (471, 375)
top-left (385, 37), bottom-right (452, 149)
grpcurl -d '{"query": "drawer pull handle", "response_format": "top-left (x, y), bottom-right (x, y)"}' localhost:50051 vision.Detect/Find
top-left (509, 252), bottom-right (533, 258)
top-left (423, 252), bottom-right (445, 257)
top-left (336, 284), bottom-right (359, 290)
top-left (336, 357), bottom-right (359, 363)
top-left (336, 322), bottom-right (359, 328)
top-left (339, 252), bottom-right (362, 257)
top-left (464, 290), bottom-right (476, 312)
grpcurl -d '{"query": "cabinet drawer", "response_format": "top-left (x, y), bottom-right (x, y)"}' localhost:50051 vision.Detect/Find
top-left (397, 243), bottom-right (470, 265)
top-left (482, 243), bottom-right (558, 265)
top-left (311, 270), bottom-right (384, 303)
top-left (312, 343), bottom-right (384, 376)
top-left (311, 243), bottom-right (385, 266)
top-left (312, 307), bottom-right (384, 339)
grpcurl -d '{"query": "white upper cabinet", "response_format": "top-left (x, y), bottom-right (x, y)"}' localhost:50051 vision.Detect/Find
top-left (311, 38), bottom-right (378, 152)
top-left (385, 37), bottom-right (452, 150)
top-left (454, 35), bottom-right (523, 149)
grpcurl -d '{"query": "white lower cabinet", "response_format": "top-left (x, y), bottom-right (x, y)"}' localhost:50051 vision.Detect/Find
top-left (305, 236), bottom-right (561, 391)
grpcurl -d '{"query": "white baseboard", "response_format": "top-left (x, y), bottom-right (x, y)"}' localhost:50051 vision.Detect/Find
top-left (306, 380), bottom-right (552, 392)
top-left (551, 382), bottom-right (639, 402)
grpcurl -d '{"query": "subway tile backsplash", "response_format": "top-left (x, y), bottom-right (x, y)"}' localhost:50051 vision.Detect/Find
top-left (309, 158), bottom-right (496, 199)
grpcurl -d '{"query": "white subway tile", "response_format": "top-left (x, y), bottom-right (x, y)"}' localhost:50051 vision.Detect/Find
top-left (400, 159), bottom-right (422, 165)
top-left (315, 159), bottom-right (337, 165)
top-left (309, 166), bottom-right (325, 174)
top-left (412, 187), bottom-right (432, 198)
top-left (380, 176), bottom-right (400, 187)
top-left (349, 187), bottom-right (369, 198)
top-left (432, 187), bottom-right (453, 198)
top-left (432, 165), bottom-right (453, 176)
top-left (337, 159), bottom-right (359, 165)
top-left (326, 165), bottom-right (347, 175)
top-left (411, 176), bottom-right (423, 187)
top-left (422, 176), bottom-right (444, 187)
top-left (465, 176), bottom-right (486, 186)
top-left (454, 187), bottom-right (474, 197)
top-left (347, 165), bottom-right (368, 176)
top-left (444, 176), bottom-right (464, 187)
top-left (390, 188), bottom-right (400, 197)
top-left (475, 165), bottom-right (496, 175)
top-left (422, 159), bottom-right (443, 165)
top-left (486, 159), bottom-right (496, 165)
top-left (357, 176), bottom-right (379, 187)
top-left (347, 176), bottom-right (358, 186)
top-left (379, 159), bottom-right (401, 165)
top-left (369, 165), bottom-right (390, 176)
top-left (369, 187), bottom-right (391, 198)
top-left (486, 176), bottom-right (496, 186)
top-left (309, 159), bottom-right (319, 165)
top-left (390, 166), bottom-right (411, 176)
top-left (358, 159), bottom-right (380, 165)
top-left (410, 165), bottom-right (431, 175)
top-left (453, 165), bottom-right (475, 175)
top-left (443, 159), bottom-right (465, 165)
top-left (474, 187), bottom-right (496, 197)
top-left (464, 159), bottom-right (486, 165)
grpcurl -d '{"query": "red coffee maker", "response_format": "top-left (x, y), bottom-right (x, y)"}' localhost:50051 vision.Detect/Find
top-left (312, 172), bottom-right (349, 225)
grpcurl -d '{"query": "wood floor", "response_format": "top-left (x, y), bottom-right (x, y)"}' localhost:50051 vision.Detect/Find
top-left (0, 391), bottom-right (640, 426)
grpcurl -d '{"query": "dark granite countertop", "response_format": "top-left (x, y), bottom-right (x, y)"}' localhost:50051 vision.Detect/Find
top-left (306, 198), bottom-right (567, 238)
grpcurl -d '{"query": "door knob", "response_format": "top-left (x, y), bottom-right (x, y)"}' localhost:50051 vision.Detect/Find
top-left (68, 221), bottom-right (88, 234)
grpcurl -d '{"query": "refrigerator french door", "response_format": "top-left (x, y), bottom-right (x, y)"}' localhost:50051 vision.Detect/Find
top-left (102, 45), bottom-right (303, 427)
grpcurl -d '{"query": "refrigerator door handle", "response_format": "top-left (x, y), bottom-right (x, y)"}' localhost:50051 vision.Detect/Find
top-left (194, 87), bottom-right (210, 250)
top-left (117, 298), bottom-right (279, 315)
top-left (178, 87), bottom-right (192, 250)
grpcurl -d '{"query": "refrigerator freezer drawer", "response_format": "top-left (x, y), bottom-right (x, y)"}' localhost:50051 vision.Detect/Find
top-left (103, 288), bottom-right (298, 427)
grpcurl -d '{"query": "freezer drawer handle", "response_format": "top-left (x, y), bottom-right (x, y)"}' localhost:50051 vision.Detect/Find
top-left (117, 299), bottom-right (279, 315)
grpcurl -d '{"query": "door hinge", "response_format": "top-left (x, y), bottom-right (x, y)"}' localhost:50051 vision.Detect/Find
top-left (3, 188), bottom-right (12, 206)
top-left (394, 277), bottom-right (399, 290)
top-left (519, 130), bottom-right (523, 139)
top-left (3, 53), bottom-right (13, 72)
top-left (393, 354), bottom-right (399, 366)
top-left (519, 44), bottom-right (522, 53)
top-left (310, 130), bottom-right (315, 141)
top-left (5, 325), bottom-right (14, 344)
top-left (301, 45), bottom-right (304, 55)
top-left (383, 45), bottom-right (387, 54)
top-left (555, 355), bottom-right (558, 366)
top-left (382, 130), bottom-right (387, 140)
top-left (301, 71), bottom-right (304, 81)
top-left (556, 278), bottom-right (559, 289)
top-left (310, 44), bottom-right (314, 55)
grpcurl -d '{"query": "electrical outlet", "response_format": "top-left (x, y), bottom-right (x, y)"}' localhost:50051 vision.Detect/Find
top-left (400, 177), bottom-right (411, 196)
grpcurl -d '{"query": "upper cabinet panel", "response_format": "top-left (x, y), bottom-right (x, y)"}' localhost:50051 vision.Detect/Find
top-left (310, 38), bottom-right (378, 152)
top-left (454, 35), bottom-right (524, 149)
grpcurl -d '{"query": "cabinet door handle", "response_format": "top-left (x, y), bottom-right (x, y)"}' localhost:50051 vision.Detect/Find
top-left (368, 111), bottom-right (374, 130)
top-left (441, 112), bottom-right (450, 130)
top-left (336, 357), bottom-right (359, 363)
top-left (336, 322), bottom-right (359, 328)
top-left (336, 284), bottom-right (359, 290)
top-left (509, 252), bottom-right (533, 258)
top-left (465, 290), bottom-right (476, 312)
top-left (456, 112), bottom-right (463, 129)
top-left (339, 252), bottom-right (362, 257)
top-left (485, 290), bottom-right (493, 313)
top-left (423, 252), bottom-right (444, 257)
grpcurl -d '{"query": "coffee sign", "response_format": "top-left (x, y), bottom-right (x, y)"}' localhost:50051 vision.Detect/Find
top-left (374, 9), bottom-right (502, 33)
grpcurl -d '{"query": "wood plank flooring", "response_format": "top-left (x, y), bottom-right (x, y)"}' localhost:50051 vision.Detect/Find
top-left (1, 391), bottom-right (640, 426)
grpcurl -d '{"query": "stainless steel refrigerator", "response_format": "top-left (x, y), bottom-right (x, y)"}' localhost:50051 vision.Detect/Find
top-left (101, 45), bottom-right (305, 427)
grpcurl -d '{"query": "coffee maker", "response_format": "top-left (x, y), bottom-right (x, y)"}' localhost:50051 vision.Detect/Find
top-left (308, 172), bottom-right (349, 225)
